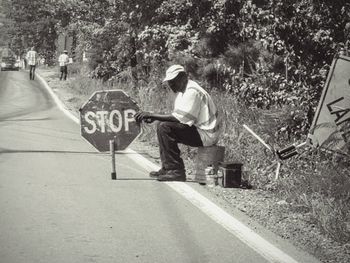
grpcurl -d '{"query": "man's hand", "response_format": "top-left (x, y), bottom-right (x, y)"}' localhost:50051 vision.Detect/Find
top-left (134, 111), bottom-right (155, 124)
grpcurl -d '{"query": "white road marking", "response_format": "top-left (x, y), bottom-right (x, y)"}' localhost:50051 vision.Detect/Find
top-left (38, 72), bottom-right (300, 263)
top-left (125, 150), bottom-right (300, 263)
top-left (37, 73), bottom-right (80, 125)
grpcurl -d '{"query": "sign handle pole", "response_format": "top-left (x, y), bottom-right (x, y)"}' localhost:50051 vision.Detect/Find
top-left (274, 162), bottom-right (281, 180)
top-left (110, 139), bottom-right (117, 180)
top-left (243, 124), bottom-right (273, 152)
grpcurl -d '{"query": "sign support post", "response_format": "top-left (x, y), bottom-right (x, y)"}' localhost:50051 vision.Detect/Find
top-left (243, 124), bottom-right (282, 180)
top-left (110, 139), bottom-right (117, 180)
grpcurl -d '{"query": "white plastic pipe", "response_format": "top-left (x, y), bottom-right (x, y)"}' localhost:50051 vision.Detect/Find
top-left (243, 124), bottom-right (273, 152)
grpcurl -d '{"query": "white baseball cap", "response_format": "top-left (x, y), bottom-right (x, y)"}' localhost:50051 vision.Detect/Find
top-left (163, 65), bottom-right (185, 82)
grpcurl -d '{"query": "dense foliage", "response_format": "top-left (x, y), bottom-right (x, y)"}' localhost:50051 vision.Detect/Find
top-left (1, 0), bottom-right (349, 148)
top-left (2, 0), bottom-right (349, 137)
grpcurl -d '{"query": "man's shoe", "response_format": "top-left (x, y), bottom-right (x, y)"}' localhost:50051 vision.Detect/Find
top-left (157, 169), bottom-right (186, 182)
top-left (149, 168), bottom-right (167, 178)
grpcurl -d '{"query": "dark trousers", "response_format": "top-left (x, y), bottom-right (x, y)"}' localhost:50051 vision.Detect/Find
top-left (157, 121), bottom-right (203, 171)
top-left (60, 66), bottom-right (68, 80)
top-left (29, 65), bottom-right (36, 80)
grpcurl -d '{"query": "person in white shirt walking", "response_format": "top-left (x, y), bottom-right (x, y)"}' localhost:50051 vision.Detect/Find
top-left (58, 50), bottom-right (69, 80)
top-left (135, 65), bottom-right (221, 181)
top-left (26, 47), bottom-right (38, 80)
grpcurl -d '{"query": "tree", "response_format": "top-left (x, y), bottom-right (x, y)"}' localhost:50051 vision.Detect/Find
top-left (1, 0), bottom-right (59, 62)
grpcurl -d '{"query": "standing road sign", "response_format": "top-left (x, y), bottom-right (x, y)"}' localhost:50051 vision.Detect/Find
top-left (309, 55), bottom-right (350, 152)
top-left (80, 90), bottom-right (141, 152)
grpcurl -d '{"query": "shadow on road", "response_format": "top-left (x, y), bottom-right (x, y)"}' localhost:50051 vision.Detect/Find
top-left (113, 178), bottom-right (156, 181)
top-left (0, 117), bottom-right (53, 122)
top-left (0, 149), bottom-right (100, 155)
top-left (0, 149), bottom-right (162, 156)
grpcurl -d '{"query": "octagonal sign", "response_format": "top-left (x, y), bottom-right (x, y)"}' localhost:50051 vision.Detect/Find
top-left (80, 90), bottom-right (141, 152)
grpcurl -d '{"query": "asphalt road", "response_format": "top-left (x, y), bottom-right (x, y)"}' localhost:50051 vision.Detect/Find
top-left (0, 70), bottom-right (316, 263)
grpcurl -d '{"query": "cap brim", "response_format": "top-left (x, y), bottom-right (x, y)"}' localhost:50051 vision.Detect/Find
top-left (162, 71), bottom-right (183, 82)
top-left (163, 75), bottom-right (176, 82)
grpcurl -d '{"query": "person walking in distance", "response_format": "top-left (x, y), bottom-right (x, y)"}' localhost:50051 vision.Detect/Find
top-left (135, 65), bottom-right (221, 181)
top-left (26, 47), bottom-right (38, 80)
top-left (58, 50), bottom-right (69, 80)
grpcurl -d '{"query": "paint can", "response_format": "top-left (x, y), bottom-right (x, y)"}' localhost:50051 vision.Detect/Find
top-left (205, 165), bottom-right (216, 187)
top-left (217, 162), bottom-right (243, 188)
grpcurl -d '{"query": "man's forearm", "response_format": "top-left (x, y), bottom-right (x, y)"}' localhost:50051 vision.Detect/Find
top-left (152, 114), bottom-right (179, 123)
top-left (135, 111), bottom-right (179, 123)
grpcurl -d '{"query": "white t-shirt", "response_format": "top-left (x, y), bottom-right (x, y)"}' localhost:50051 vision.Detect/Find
top-left (172, 80), bottom-right (221, 146)
top-left (26, 50), bottom-right (37, 66)
top-left (58, 53), bottom-right (69, 66)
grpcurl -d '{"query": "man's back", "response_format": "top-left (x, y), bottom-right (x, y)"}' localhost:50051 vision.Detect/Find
top-left (26, 50), bottom-right (37, 66)
top-left (58, 53), bottom-right (69, 66)
top-left (173, 80), bottom-right (221, 146)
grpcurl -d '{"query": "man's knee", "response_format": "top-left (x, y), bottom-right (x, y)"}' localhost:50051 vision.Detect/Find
top-left (157, 121), bottom-right (172, 135)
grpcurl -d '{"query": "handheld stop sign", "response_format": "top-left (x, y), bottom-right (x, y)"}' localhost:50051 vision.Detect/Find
top-left (80, 90), bottom-right (141, 152)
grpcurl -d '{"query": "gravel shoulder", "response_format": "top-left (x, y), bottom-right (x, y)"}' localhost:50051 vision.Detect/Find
top-left (37, 67), bottom-right (349, 263)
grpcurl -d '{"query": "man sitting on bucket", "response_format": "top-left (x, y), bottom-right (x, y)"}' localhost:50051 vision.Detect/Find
top-left (135, 65), bottom-right (221, 181)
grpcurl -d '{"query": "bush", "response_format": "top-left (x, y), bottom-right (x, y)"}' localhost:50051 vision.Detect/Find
top-left (199, 60), bottom-right (232, 89)
top-left (68, 62), bottom-right (81, 76)
top-left (221, 41), bottom-right (261, 75)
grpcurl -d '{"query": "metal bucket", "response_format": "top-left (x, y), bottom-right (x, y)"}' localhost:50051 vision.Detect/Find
top-left (195, 146), bottom-right (225, 184)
